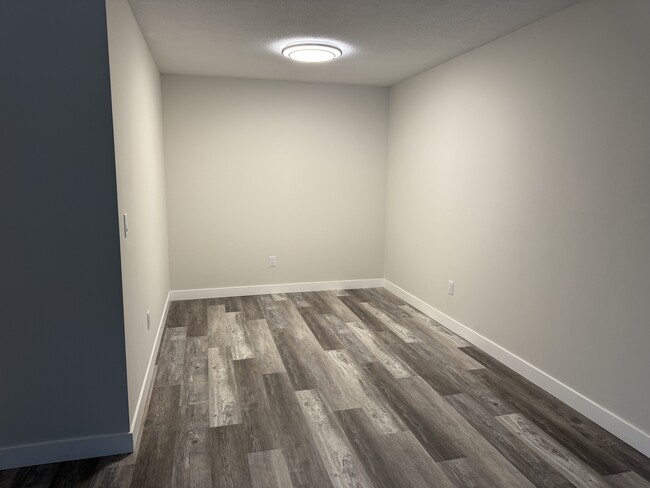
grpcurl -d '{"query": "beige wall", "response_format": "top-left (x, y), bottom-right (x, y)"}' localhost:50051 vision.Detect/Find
top-left (162, 76), bottom-right (388, 290)
top-left (106, 0), bottom-right (170, 425)
top-left (385, 0), bottom-right (650, 434)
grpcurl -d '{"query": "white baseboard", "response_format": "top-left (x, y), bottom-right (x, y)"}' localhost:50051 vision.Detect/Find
top-left (170, 278), bottom-right (385, 301)
top-left (129, 291), bottom-right (171, 452)
top-left (0, 432), bottom-right (133, 470)
top-left (383, 280), bottom-right (650, 458)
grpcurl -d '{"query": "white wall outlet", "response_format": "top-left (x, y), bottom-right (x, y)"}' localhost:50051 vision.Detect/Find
top-left (146, 310), bottom-right (151, 330)
top-left (269, 255), bottom-right (277, 267)
top-left (122, 213), bottom-right (129, 238)
top-left (448, 280), bottom-right (455, 295)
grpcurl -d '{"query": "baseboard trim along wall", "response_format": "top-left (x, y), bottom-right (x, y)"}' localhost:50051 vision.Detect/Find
top-left (129, 291), bottom-right (172, 452)
top-left (383, 279), bottom-right (650, 458)
top-left (169, 278), bottom-right (385, 301)
top-left (0, 432), bottom-right (133, 471)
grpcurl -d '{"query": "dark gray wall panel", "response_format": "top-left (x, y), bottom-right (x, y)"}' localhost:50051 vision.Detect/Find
top-left (0, 0), bottom-right (129, 449)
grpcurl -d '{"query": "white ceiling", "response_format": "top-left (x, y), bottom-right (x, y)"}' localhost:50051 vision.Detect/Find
top-left (128, 0), bottom-right (580, 87)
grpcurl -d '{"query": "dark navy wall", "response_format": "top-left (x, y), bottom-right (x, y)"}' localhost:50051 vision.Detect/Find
top-left (0, 0), bottom-right (129, 453)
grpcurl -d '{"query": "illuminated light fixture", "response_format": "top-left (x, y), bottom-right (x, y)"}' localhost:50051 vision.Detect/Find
top-left (281, 42), bottom-right (342, 63)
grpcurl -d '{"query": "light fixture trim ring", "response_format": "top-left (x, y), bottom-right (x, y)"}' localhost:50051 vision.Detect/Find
top-left (281, 42), bottom-right (343, 62)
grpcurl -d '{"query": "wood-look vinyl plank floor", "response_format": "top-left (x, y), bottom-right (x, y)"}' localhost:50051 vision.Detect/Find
top-left (296, 390), bottom-right (374, 488)
top-left (1, 288), bottom-right (648, 487)
top-left (460, 343), bottom-right (650, 477)
top-left (247, 449), bottom-right (294, 488)
top-left (606, 472), bottom-right (650, 488)
top-left (497, 413), bottom-right (611, 488)
top-left (171, 402), bottom-right (211, 488)
top-left (261, 372), bottom-right (333, 488)
top-left (208, 346), bottom-right (241, 427)
top-left (336, 407), bottom-right (455, 488)
top-left (468, 359), bottom-right (633, 477)
top-left (155, 327), bottom-right (187, 386)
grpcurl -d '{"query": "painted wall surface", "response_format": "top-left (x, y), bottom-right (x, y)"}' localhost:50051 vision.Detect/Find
top-left (0, 0), bottom-right (129, 449)
top-left (162, 76), bottom-right (388, 290)
top-left (385, 0), bottom-right (650, 434)
top-left (106, 0), bottom-right (171, 426)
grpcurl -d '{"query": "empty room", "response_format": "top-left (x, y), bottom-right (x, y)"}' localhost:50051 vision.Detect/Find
top-left (2, 0), bottom-right (650, 486)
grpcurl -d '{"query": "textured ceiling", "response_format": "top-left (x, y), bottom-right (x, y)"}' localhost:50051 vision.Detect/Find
top-left (128, 0), bottom-right (580, 86)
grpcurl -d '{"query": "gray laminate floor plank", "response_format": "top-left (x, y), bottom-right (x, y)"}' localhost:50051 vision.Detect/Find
top-left (247, 450), bottom-right (294, 488)
top-left (337, 295), bottom-right (401, 339)
top-left (446, 393), bottom-right (574, 488)
top-left (360, 361), bottom-right (467, 462)
top-left (438, 458), bottom-right (494, 488)
top-left (181, 336), bottom-right (209, 405)
top-left (184, 299), bottom-right (208, 337)
top-left (345, 320), bottom-right (415, 378)
top-left (399, 303), bottom-right (470, 347)
top-left (267, 310), bottom-right (357, 411)
top-left (363, 363), bottom-right (537, 487)
top-left (267, 327), bottom-right (316, 391)
top-left (224, 296), bottom-right (244, 313)
top-left (155, 327), bottom-right (187, 386)
top-left (398, 376), bottom-right (535, 487)
top-left (207, 304), bottom-right (230, 348)
top-left (322, 313), bottom-right (377, 363)
top-left (606, 472), bottom-right (650, 488)
top-left (232, 358), bottom-right (281, 453)
top-left (262, 372), bottom-right (334, 488)
top-left (497, 413), bottom-right (611, 488)
top-left (336, 407), bottom-right (455, 488)
top-left (4, 289), bottom-right (648, 488)
top-left (87, 465), bottom-right (134, 488)
top-left (241, 296), bottom-right (265, 320)
top-left (0, 463), bottom-right (58, 488)
top-left (318, 291), bottom-right (363, 323)
top-left (289, 292), bottom-right (312, 308)
top-left (461, 344), bottom-right (650, 479)
top-left (255, 294), bottom-right (278, 310)
top-left (48, 459), bottom-right (99, 488)
top-left (353, 289), bottom-right (415, 324)
top-left (360, 302), bottom-right (422, 344)
top-left (227, 312), bottom-right (255, 360)
top-left (210, 424), bottom-right (252, 488)
top-left (261, 303), bottom-right (289, 330)
top-left (208, 346), bottom-right (241, 427)
top-left (171, 402), bottom-right (212, 488)
top-left (411, 336), bottom-right (484, 371)
top-left (325, 349), bottom-right (406, 434)
top-left (451, 367), bottom-right (519, 417)
top-left (469, 363), bottom-right (632, 476)
top-left (296, 390), bottom-right (374, 488)
top-left (375, 329), bottom-right (466, 396)
top-left (245, 319), bottom-right (285, 374)
top-left (296, 306), bottom-right (345, 351)
top-left (303, 291), bottom-right (336, 314)
top-left (130, 386), bottom-right (181, 488)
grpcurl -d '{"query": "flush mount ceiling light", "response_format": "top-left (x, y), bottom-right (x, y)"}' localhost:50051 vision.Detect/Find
top-left (281, 42), bottom-right (342, 63)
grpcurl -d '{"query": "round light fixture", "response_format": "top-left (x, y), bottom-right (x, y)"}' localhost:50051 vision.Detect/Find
top-left (281, 42), bottom-right (342, 63)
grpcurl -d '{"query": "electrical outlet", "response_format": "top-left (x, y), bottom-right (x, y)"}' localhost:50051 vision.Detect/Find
top-left (269, 256), bottom-right (277, 267)
top-left (146, 310), bottom-right (151, 330)
top-left (448, 280), bottom-right (455, 295)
